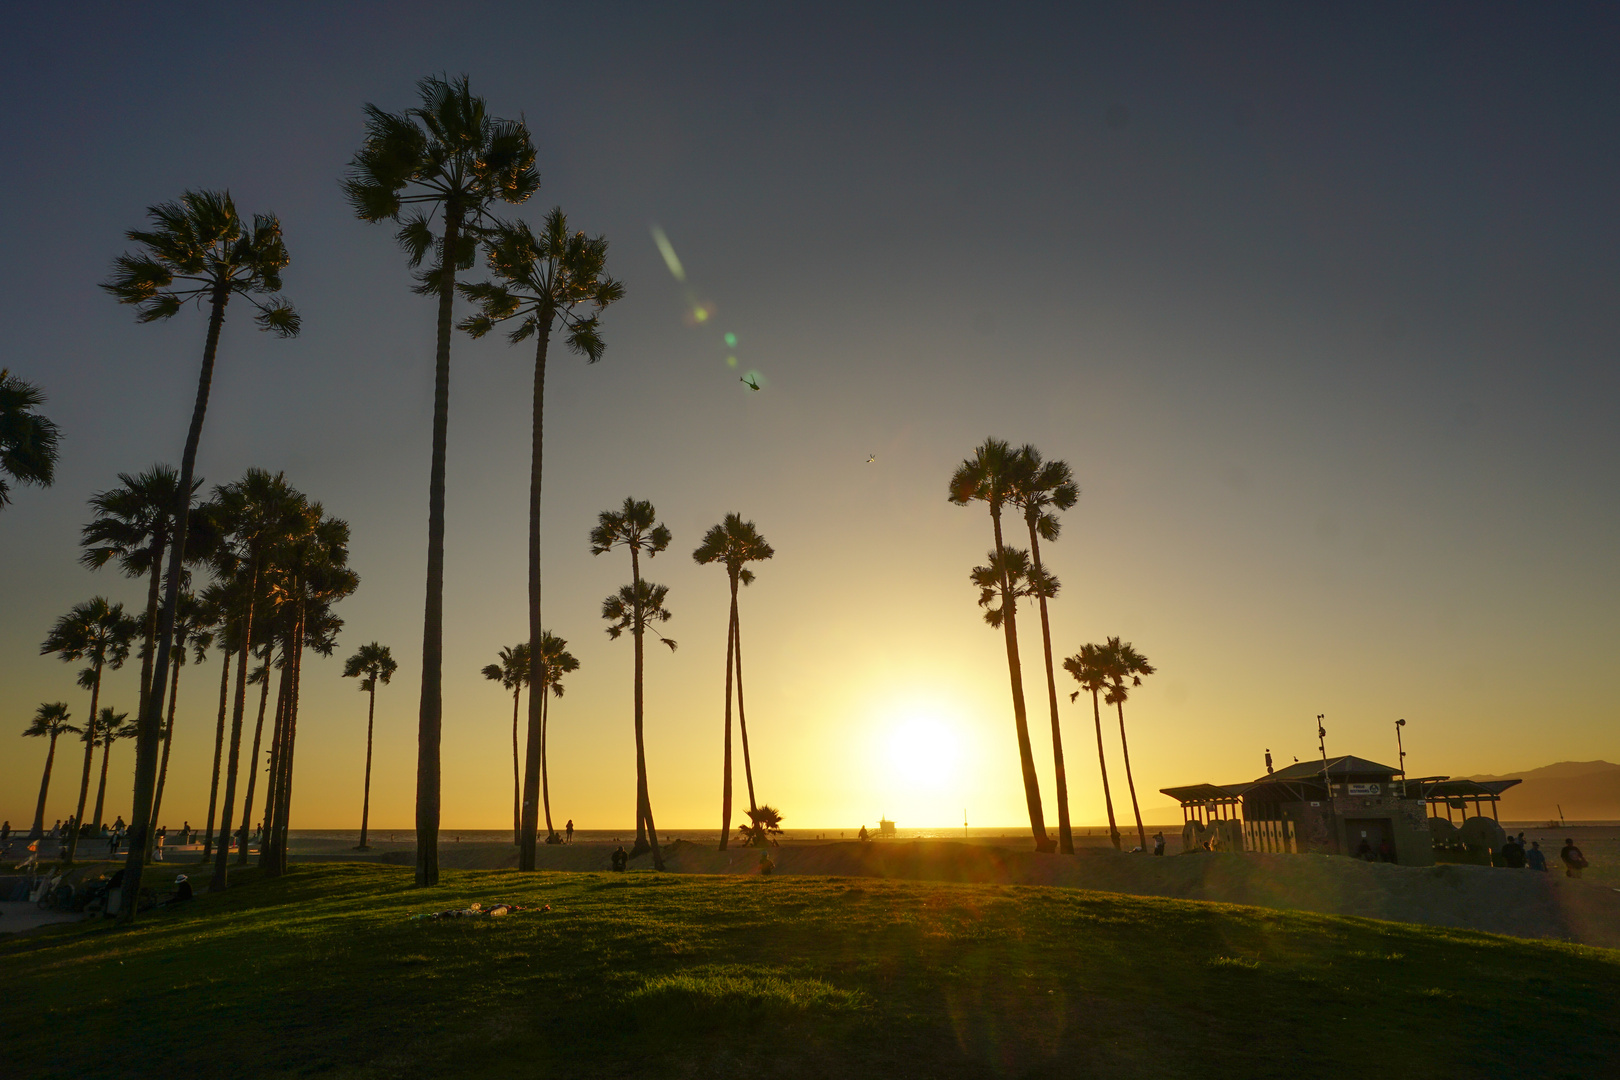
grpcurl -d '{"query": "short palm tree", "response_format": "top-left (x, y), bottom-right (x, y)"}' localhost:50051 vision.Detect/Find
top-left (1102, 637), bottom-right (1156, 851)
top-left (86, 708), bottom-right (135, 833)
top-left (103, 188), bottom-right (298, 915)
top-left (346, 74), bottom-right (538, 889)
top-left (41, 597), bottom-right (136, 862)
top-left (1062, 643), bottom-right (1122, 850)
top-left (482, 642), bottom-right (531, 846)
top-left (949, 439), bottom-right (1052, 851)
top-left (692, 514), bottom-right (775, 850)
top-left (1009, 446), bottom-right (1080, 854)
top-left (536, 631), bottom-right (580, 842)
top-left (343, 642), bottom-right (397, 852)
top-left (23, 703), bottom-right (77, 839)
top-left (738, 804), bottom-right (784, 848)
top-left (0, 368), bottom-right (61, 510)
top-left (592, 499), bottom-right (674, 868)
top-left (80, 465), bottom-right (208, 724)
top-left (461, 209), bottom-right (622, 871)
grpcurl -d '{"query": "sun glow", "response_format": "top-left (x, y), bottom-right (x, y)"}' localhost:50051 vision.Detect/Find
top-left (882, 705), bottom-right (966, 796)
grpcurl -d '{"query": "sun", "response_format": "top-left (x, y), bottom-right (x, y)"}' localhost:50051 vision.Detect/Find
top-left (883, 708), bottom-right (965, 794)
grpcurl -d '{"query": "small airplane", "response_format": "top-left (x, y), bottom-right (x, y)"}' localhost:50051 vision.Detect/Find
top-left (741, 374), bottom-right (761, 391)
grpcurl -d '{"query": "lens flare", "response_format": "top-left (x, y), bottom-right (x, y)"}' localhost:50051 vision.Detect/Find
top-left (649, 225), bottom-right (686, 282)
top-left (724, 332), bottom-right (737, 348)
top-left (726, 355), bottom-right (737, 368)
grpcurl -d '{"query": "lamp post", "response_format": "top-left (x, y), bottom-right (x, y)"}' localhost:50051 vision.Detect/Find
top-left (1395, 718), bottom-right (1407, 783)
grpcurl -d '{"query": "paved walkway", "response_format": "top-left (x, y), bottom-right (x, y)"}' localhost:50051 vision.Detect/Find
top-left (0, 900), bottom-right (88, 934)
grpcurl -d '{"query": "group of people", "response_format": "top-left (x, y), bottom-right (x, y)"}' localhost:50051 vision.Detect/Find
top-left (1495, 833), bottom-right (1590, 876)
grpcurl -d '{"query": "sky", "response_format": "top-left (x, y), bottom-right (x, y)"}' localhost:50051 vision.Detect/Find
top-left (2, 4), bottom-right (1616, 835)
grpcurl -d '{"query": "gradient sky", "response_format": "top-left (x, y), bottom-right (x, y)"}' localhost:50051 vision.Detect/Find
top-left (2, 5), bottom-right (1616, 834)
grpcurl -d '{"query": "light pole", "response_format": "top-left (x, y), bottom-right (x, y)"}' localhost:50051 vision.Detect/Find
top-left (1395, 718), bottom-right (1407, 783)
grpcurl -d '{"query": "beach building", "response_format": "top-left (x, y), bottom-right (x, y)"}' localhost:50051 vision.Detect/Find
top-left (1161, 755), bottom-right (1522, 867)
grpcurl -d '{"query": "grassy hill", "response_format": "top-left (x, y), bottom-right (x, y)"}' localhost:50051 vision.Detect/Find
top-left (4, 863), bottom-right (1618, 1078)
top-left (1467, 761), bottom-right (1620, 822)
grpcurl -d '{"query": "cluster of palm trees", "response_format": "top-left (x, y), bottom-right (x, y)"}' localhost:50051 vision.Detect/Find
top-left (951, 438), bottom-right (1157, 854)
top-left (31, 466), bottom-right (361, 900)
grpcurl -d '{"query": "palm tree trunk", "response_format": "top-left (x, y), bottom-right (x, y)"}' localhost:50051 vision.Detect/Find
top-left (260, 666), bottom-right (290, 869)
top-left (148, 657), bottom-right (183, 858)
top-left (359, 682), bottom-right (376, 851)
top-left (1090, 688), bottom-right (1120, 850)
top-left (135, 546), bottom-right (163, 723)
top-left (30, 732), bottom-right (59, 839)
top-left (65, 659), bottom-right (102, 865)
top-left (1116, 702), bottom-right (1147, 850)
top-left (629, 547), bottom-right (663, 871)
top-left (238, 654), bottom-right (272, 864)
top-left (210, 554), bottom-right (259, 893)
top-left (541, 689), bottom-right (554, 838)
top-left (415, 207), bottom-right (463, 889)
top-left (92, 732), bottom-right (112, 833)
top-left (718, 585), bottom-right (737, 850)
top-left (121, 279), bottom-right (229, 921)
top-left (270, 597), bottom-right (306, 877)
top-left (1026, 524), bottom-right (1073, 855)
top-left (990, 506), bottom-right (1050, 852)
top-left (734, 601), bottom-right (757, 813)
top-left (520, 320), bottom-right (552, 872)
top-left (510, 688), bottom-right (521, 847)
top-left (202, 647), bottom-right (230, 859)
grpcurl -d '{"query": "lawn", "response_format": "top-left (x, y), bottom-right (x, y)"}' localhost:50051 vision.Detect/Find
top-left (2, 862), bottom-right (1616, 1078)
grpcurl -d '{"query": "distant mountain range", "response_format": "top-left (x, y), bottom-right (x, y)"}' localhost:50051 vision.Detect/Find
top-left (1463, 761), bottom-right (1620, 823)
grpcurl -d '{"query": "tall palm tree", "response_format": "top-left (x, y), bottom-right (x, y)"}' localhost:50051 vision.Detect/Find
top-left (103, 189), bottom-right (298, 919)
top-left (149, 592), bottom-right (211, 853)
top-left (536, 631), bottom-right (579, 842)
top-left (207, 469), bottom-right (305, 892)
top-left (343, 642), bottom-right (397, 852)
top-left (462, 209), bottom-right (622, 872)
top-left (1009, 446), bottom-right (1080, 855)
top-left (600, 580), bottom-right (674, 872)
top-left (23, 703), bottom-right (77, 839)
top-left (41, 598), bottom-right (136, 863)
top-left (1102, 637), bottom-right (1156, 851)
top-left (346, 74), bottom-right (538, 889)
top-left (591, 498), bottom-right (673, 868)
top-left (80, 465), bottom-right (208, 739)
top-left (949, 438), bottom-right (1052, 852)
top-left (481, 642), bottom-right (531, 846)
top-left (0, 368), bottom-right (61, 510)
top-left (1062, 643), bottom-right (1122, 850)
top-left (692, 514), bottom-right (775, 850)
top-left (87, 708), bottom-right (135, 833)
top-left (196, 583), bottom-right (239, 859)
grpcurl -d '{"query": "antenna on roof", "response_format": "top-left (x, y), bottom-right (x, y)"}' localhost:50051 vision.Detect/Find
top-left (1395, 718), bottom-right (1408, 784)
top-left (1317, 714), bottom-right (1329, 793)
top-left (1264, 749), bottom-right (1274, 775)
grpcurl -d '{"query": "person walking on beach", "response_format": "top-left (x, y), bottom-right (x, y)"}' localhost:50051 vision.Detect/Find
top-left (1527, 841), bottom-right (1548, 872)
top-left (1561, 838), bottom-right (1588, 879)
top-left (565, 820), bottom-right (574, 844)
top-left (154, 826), bottom-right (166, 861)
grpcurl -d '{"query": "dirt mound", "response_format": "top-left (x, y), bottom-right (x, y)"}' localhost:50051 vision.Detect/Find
top-left (648, 840), bottom-right (1620, 948)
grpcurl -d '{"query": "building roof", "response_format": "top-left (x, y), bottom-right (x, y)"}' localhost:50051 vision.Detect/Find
top-left (1160, 783), bottom-right (1252, 805)
top-left (1414, 778), bottom-right (1522, 799)
top-left (1258, 755), bottom-right (1400, 784)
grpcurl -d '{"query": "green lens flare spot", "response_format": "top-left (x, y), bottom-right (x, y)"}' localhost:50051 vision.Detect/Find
top-left (724, 332), bottom-right (737, 348)
top-left (726, 356), bottom-right (738, 368)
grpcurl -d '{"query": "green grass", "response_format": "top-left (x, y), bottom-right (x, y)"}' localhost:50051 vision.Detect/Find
top-left (3, 862), bottom-right (1618, 1078)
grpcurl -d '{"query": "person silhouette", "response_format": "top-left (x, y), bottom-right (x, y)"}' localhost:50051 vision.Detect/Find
top-left (565, 820), bottom-right (574, 844)
top-left (611, 846), bottom-right (628, 872)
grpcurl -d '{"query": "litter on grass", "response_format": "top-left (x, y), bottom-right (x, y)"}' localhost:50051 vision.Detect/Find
top-left (413, 901), bottom-right (547, 920)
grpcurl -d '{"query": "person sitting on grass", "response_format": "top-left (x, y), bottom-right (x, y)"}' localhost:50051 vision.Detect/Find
top-left (759, 849), bottom-right (775, 875)
top-left (163, 874), bottom-right (192, 906)
top-left (610, 846), bottom-right (628, 873)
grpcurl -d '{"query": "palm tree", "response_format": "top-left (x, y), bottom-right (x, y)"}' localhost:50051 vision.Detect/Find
top-left (40, 598), bottom-right (136, 863)
top-left (692, 514), bottom-right (775, 850)
top-left (591, 499), bottom-right (674, 868)
top-left (481, 642), bottom-right (531, 846)
top-left (23, 703), bottom-right (77, 839)
top-left (949, 439), bottom-right (1052, 852)
top-left (1010, 446), bottom-right (1080, 855)
top-left (461, 209), bottom-right (622, 872)
top-left (86, 708), bottom-right (135, 834)
top-left (149, 592), bottom-right (211, 853)
top-left (738, 805), bottom-right (784, 848)
top-left (346, 74), bottom-right (538, 889)
top-left (0, 368), bottom-right (61, 510)
top-left (600, 580), bottom-right (675, 872)
top-left (196, 583), bottom-right (240, 859)
top-left (536, 631), bottom-right (579, 842)
top-left (103, 189), bottom-right (298, 918)
top-left (207, 469), bottom-right (305, 891)
top-left (1102, 637), bottom-right (1156, 851)
top-left (343, 642), bottom-right (397, 851)
top-left (80, 465), bottom-right (209, 736)
top-left (1062, 644), bottom-right (1122, 850)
